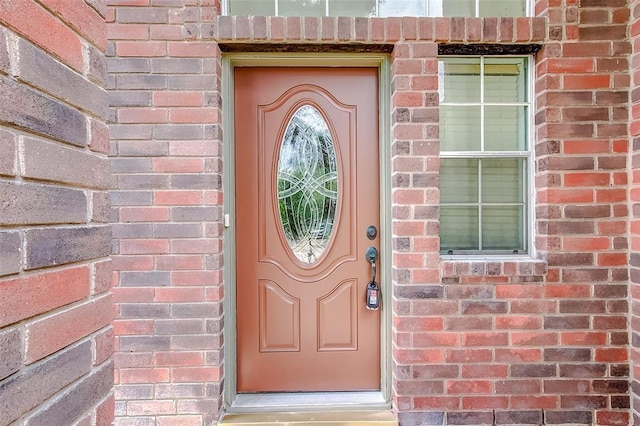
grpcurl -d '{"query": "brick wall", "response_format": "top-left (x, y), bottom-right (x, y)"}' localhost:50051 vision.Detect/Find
top-left (534, 1), bottom-right (630, 424)
top-left (0, 1), bottom-right (113, 425)
top-left (390, 1), bottom-right (629, 423)
top-left (630, 0), bottom-right (640, 423)
top-left (108, 1), bottom-right (224, 424)
top-left (109, 1), bottom-right (632, 425)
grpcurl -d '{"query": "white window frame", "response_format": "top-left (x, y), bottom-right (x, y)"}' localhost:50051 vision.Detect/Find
top-left (438, 55), bottom-right (535, 257)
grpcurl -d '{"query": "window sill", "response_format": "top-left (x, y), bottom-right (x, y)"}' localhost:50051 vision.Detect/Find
top-left (440, 256), bottom-right (547, 284)
top-left (440, 254), bottom-right (534, 262)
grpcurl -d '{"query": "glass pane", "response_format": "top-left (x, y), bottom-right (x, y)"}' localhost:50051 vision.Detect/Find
top-left (479, 0), bottom-right (526, 17)
top-left (440, 207), bottom-right (479, 251)
top-left (440, 159), bottom-right (478, 203)
top-left (330, 0), bottom-right (376, 16)
top-left (278, 105), bottom-right (338, 264)
top-left (279, 0), bottom-right (325, 16)
top-left (484, 106), bottom-right (527, 151)
top-left (229, 0), bottom-right (276, 15)
top-left (482, 206), bottom-right (524, 250)
top-left (378, 0), bottom-right (425, 17)
top-left (440, 105), bottom-right (481, 151)
top-left (481, 159), bottom-right (524, 203)
top-left (439, 58), bottom-right (481, 103)
top-left (426, 0), bottom-right (443, 16)
top-left (484, 58), bottom-right (528, 103)
top-left (441, 0), bottom-right (475, 17)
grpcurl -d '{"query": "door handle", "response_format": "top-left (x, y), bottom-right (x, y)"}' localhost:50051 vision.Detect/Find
top-left (365, 247), bottom-right (380, 310)
top-left (365, 246), bottom-right (378, 283)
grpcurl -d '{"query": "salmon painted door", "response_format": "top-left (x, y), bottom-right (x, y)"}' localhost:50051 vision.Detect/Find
top-left (235, 67), bottom-right (380, 392)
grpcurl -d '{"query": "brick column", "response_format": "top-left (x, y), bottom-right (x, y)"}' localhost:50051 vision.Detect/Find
top-left (630, 0), bottom-right (640, 423)
top-left (535, 0), bottom-right (630, 424)
top-left (390, 37), bottom-right (444, 426)
top-left (108, 1), bottom-right (224, 424)
top-left (0, 0), bottom-right (113, 424)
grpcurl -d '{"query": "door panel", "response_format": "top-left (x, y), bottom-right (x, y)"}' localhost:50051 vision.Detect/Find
top-left (235, 67), bottom-right (380, 392)
top-left (318, 280), bottom-right (358, 351)
top-left (259, 280), bottom-right (300, 352)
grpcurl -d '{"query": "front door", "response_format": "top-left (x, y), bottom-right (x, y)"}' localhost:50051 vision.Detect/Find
top-left (235, 67), bottom-right (380, 393)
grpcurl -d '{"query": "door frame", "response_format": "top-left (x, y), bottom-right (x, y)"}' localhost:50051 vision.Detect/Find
top-left (222, 53), bottom-right (392, 412)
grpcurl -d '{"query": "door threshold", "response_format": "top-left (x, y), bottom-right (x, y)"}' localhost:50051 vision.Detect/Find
top-left (228, 391), bottom-right (388, 413)
top-left (219, 409), bottom-right (398, 425)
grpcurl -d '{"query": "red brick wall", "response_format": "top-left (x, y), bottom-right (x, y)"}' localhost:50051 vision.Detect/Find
top-left (108, 1), bottom-right (224, 424)
top-left (0, 0), bottom-right (113, 424)
top-left (534, 1), bottom-right (630, 425)
top-left (109, 2), bottom-right (631, 426)
top-left (630, 0), bottom-right (640, 423)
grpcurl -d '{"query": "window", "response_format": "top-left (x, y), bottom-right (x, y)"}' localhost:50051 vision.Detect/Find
top-left (433, 0), bottom-right (527, 17)
top-left (438, 56), bottom-right (531, 255)
top-left (225, 0), bottom-right (528, 17)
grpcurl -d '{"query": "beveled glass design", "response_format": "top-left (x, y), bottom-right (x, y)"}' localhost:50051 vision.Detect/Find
top-left (277, 105), bottom-right (338, 264)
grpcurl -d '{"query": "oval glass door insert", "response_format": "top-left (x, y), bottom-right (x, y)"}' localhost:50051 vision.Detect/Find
top-left (277, 105), bottom-right (338, 264)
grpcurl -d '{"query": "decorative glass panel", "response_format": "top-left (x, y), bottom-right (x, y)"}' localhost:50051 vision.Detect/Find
top-left (277, 105), bottom-right (338, 264)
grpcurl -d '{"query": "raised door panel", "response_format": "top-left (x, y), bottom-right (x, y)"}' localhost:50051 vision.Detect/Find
top-left (259, 280), bottom-right (300, 352)
top-left (318, 280), bottom-right (357, 351)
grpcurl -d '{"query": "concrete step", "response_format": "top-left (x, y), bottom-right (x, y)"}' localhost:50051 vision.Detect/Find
top-left (219, 410), bottom-right (398, 425)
